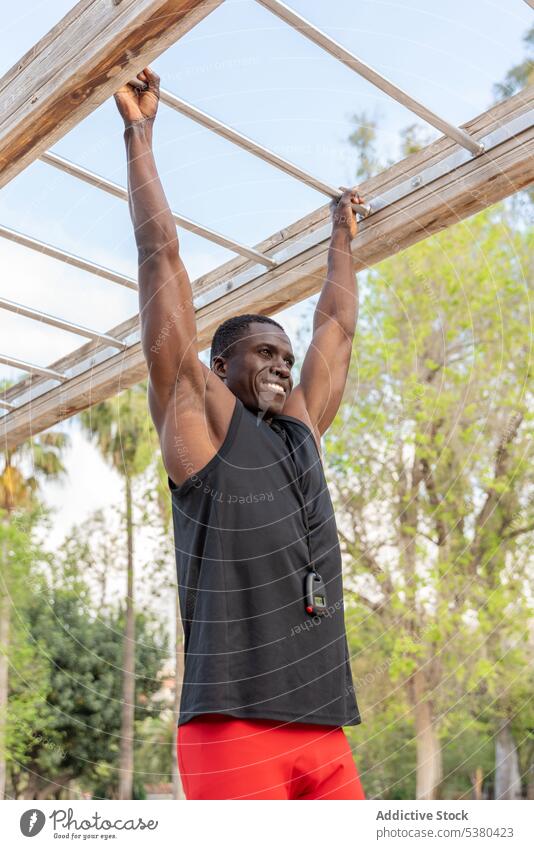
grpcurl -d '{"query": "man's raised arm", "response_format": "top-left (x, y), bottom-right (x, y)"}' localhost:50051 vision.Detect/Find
top-left (285, 187), bottom-right (363, 438)
top-left (114, 67), bottom-right (204, 430)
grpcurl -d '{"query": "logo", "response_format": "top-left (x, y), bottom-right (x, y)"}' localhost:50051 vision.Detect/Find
top-left (20, 809), bottom-right (46, 837)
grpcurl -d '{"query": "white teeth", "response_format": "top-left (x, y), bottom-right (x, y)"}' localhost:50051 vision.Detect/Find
top-left (263, 382), bottom-right (284, 395)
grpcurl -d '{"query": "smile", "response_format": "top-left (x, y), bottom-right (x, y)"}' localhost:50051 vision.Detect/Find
top-left (262, 381), bottom-right (285, 396)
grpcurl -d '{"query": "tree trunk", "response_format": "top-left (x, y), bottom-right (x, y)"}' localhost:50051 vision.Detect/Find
top-left (527, 756), bottom-right (534, 800)
top-left (0, 537), bottom-right (10, 799)
top-left (119, 477), bottom-right (135, 800)
top-left (471, 766), bottom-right (483, 800)
top-left (410, 667), bottom-right (442, 800)
top-left (172, 589), bottom-right (185, 800)
top-left (495, 720), bottom-right (522, 800)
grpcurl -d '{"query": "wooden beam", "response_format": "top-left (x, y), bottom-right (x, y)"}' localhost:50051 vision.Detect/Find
top-left (0, 0), bottom-right (222, 188)
top-left (1, 87), bottom-right (533, 450)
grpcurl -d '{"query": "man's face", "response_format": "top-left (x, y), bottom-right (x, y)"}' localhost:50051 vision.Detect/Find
top-left (213, 322), bottom-right (295, 418)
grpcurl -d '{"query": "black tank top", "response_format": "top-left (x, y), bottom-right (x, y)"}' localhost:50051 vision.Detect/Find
top-left (168, 396), bottom-right (361, 728)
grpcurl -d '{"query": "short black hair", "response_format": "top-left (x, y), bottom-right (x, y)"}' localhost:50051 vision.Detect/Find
top-left (210, 314), bottom-right (285, 367)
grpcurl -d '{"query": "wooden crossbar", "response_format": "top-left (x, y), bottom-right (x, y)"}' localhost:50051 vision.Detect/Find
top-left (0, 0), bottom-right (222, 188)
top-left (1, 86), bottom-right (532, 450)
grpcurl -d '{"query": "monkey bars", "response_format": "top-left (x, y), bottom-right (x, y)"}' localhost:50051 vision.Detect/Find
top-left (0, 0), bottom-right (532, 448)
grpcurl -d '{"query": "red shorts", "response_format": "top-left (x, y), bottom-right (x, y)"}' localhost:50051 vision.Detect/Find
top-left (177, 713), bottom-right (365, 800)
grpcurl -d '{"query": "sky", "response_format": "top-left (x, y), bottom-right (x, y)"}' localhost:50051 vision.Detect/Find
top-left (0, 0), bottom-right (532, 559)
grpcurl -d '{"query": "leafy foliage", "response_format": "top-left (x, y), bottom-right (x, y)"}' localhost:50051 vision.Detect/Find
top-left (330, 204), bottom-right (533, 797)
top-left (6, 524), bottom-right (169, 800)
top-left (493, 25), bottom-right (534, 101)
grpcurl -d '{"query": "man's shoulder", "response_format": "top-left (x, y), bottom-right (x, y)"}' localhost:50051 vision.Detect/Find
top-left (281, 386), bottom-right (322, 455)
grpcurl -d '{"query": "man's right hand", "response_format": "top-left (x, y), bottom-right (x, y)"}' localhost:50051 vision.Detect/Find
top-left (114, 66), bottom-right (160, 127)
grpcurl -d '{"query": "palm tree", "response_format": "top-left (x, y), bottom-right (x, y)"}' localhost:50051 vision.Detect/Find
top-left (0, 415), bottom-right (69, 799)
top-left (79, 382), bottom-right (156, 799)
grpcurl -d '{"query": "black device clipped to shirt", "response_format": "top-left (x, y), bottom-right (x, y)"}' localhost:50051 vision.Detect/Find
top-left (305, 569), bottom-right (328, 616)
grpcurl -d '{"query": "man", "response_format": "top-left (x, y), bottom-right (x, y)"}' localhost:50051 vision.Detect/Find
top-left (115, 67), bottom-right (365, 800)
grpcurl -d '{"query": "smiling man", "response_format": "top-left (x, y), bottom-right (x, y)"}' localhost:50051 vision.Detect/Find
top-left (115, 67), bottom-right (365, 800)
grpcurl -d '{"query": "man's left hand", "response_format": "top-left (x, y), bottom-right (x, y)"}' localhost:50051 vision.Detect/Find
top-left (330, 187), bottom-right (365, 240)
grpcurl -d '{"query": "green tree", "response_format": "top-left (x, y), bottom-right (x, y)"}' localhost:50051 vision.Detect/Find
top-left (328, 205), bottom-right (533, 798)
top-left (66, 508), bottom-right (124, 611)
top-left (0, 513), bottom-right (51, 799)
top-left (9, 528), bottom-right (168, 800)
top-left (0, 394), bottom-right (69, 799)
top-left (344, 603), bottom-right (417, 798)
top-left (493, 24), bottom-right (534, 100)
top-left (135, 711), bottom-right (175, 796)
top-left (348, 111), bottom-right (381, 180)
top-left (79, 382), bottom-right (158, 799)
top-left (494, 23), bottom-right (534, 210)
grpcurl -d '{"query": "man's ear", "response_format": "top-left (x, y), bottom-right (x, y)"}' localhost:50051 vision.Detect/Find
top-left (212, 355), bottom-right (227, 381)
